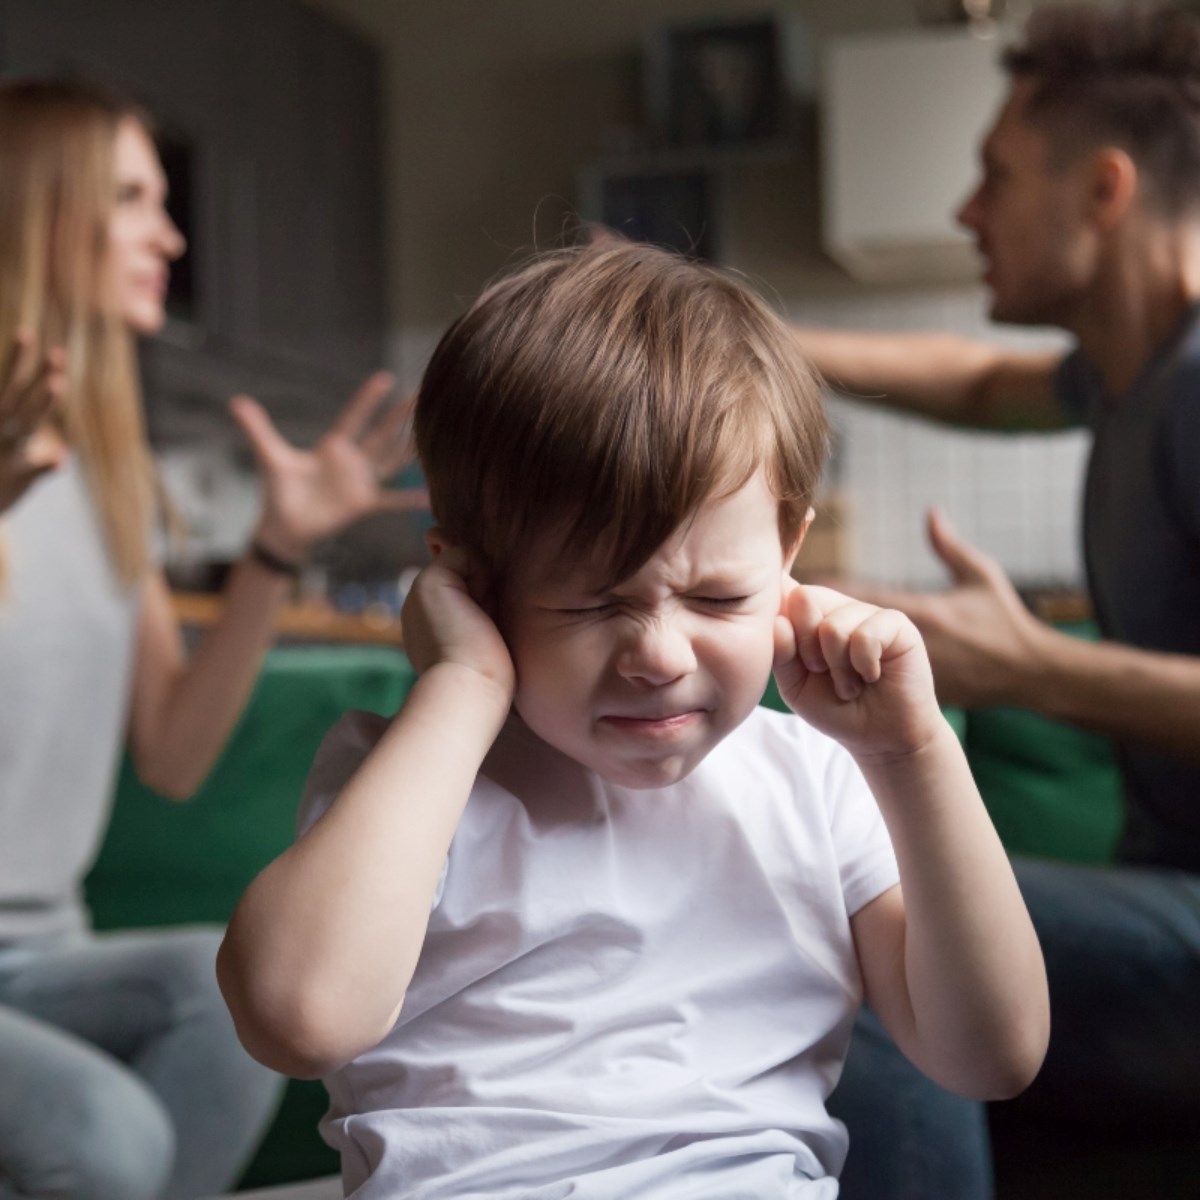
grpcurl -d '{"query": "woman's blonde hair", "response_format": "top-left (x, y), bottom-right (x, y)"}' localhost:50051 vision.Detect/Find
top-left (416, 241), bottom-right (829, 589)
top-left (0, 79), bottom-right (157, 589)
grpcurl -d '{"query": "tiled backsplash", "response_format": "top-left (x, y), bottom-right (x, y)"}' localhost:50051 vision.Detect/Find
top-left (790, 286), bottom-right (1085, 590)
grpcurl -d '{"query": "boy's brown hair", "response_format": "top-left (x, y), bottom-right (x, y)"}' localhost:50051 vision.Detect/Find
top-left (1003, 2), bottom-right (1200, 218)
top-left (415, 241), bottom-right (829, 587)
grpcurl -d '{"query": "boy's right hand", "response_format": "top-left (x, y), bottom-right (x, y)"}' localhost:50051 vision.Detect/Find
top-left (400, 544), bottom-right (516, 707)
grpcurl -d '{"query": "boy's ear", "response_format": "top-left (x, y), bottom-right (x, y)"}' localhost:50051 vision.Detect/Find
top-left (425, 526), bottom-right (447, 559)
top-left (783, 507), bottom-right (816, 575)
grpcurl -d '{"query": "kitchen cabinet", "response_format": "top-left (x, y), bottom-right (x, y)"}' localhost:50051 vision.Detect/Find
top-left (821, 26), bottom-right (1007, 283)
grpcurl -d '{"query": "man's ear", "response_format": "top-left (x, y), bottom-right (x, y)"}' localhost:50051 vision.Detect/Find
top-left (783, 507), bottom-right (816, 576)
top-left (1090, 147), bottom-right (1138, 231)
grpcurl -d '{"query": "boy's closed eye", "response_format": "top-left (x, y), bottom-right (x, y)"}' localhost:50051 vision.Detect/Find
top-left (547, 594), bottom-right (755, 618)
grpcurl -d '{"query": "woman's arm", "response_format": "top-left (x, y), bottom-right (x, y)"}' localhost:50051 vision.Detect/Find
top-left (125, 373), bottom-right (427, 798)
top-left (125, 561), bottom-right (292, 798)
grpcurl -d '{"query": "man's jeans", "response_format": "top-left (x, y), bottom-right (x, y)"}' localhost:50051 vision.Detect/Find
top-left (828, 856), bottom-right (1200, 1200)
top-left (0, 927), bottom-right (282, 1200)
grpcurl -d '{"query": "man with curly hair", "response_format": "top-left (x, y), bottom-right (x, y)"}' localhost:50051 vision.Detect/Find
top-left (798, 4), bottom-right (1200, 1196)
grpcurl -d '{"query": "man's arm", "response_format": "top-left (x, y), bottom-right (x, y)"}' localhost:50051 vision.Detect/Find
top-left (1017, 627), bottom-right (1200, 756)
top-left (852, 511), bottom-right (1200, 759)
top-left (792, 327), bottom-right (1067, 431)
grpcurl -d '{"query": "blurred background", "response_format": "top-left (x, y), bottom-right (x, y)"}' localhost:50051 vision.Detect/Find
top-left (1, 0), bottom-right (1088, 609)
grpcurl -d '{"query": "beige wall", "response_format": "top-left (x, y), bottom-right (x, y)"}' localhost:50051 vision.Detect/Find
top-left (302, 1), bottom-right (1097, 591)
top-left (305, 0), bottom-right (955, 332)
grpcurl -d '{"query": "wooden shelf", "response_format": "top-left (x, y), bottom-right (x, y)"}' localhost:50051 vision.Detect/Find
top-left (170, 591), bottom-right (404, 646)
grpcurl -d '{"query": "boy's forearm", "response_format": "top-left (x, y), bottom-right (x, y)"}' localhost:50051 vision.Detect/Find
top-left (218, 662), bottom-right (510, 1077)
top-left (856, 723), bottom-right (1049, 1099)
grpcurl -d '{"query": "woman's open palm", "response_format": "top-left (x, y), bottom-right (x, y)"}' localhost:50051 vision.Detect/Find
top-left (231, 371), bottom-right (429, 558)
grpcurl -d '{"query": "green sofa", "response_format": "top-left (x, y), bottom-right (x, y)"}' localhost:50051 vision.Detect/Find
top-left (85, 629), bottom-right (1134, 1192)
top-left (86, 645), bottom-right (417, 1189)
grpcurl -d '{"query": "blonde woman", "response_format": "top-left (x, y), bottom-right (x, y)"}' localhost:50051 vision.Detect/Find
top-left (0, 79), bottom-right (423, 1199)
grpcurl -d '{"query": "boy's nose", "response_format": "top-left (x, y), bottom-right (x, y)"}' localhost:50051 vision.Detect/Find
top-left (615, 618), bottom-right (698, 686)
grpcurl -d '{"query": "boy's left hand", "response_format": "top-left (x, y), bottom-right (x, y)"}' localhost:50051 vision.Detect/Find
top-left (773, 581), bottom-right (944, 762)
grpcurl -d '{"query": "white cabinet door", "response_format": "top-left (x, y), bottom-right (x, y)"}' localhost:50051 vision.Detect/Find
top-left (821, 28), bottom-right (1008, 283)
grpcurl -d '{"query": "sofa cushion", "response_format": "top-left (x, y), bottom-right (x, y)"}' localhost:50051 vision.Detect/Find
top-left (966, 703), bottom-right (1123, 865)
top-left (962, 622), bottom-right (1123, 865)
top-left (85, 645), bottom-right (416, 1188)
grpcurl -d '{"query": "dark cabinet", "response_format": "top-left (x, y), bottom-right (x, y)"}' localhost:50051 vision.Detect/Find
top-left (0, 0), bottom-right (386, 445)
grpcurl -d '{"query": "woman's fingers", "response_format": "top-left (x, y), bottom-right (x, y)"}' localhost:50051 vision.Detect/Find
top-left (331, 371), bottom-right (396, 443)
top-left (0, 328), bottom-right (35, 395)
top-left (15, 348), bottom-right (65, 429)
top-left (229, 394), bottom-right (292, 467)
top-left (1, 336), bottom-right (66, 453)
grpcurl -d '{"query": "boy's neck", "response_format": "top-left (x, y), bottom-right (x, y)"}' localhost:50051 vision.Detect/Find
top-left (482, 714), bottom-right (610, 821)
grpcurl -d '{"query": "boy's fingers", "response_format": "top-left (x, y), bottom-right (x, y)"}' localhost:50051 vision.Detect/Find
top-left (784, 586), bottom-right (831, 674)
top-left (772, 611), bottom-right (798, 671)
top-left (816, 618), bottom-right (864, 701)
top-left (846, 609), bottom-right (907, 685)
top-left (809, 597), bottom-right (904, 701)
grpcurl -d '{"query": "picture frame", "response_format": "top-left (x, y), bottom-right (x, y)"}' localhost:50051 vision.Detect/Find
top-left (577, 162), bottom-right (720, 262)
top-left (645, 17), bottom-right (784, 150)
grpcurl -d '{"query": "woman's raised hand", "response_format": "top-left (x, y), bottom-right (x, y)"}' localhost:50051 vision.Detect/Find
top-left (0, 330), bottom-right (67, 514)
top-left (230, 371), bottom-right (430, 563)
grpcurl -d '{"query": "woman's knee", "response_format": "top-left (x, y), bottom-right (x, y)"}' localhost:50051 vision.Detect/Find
top-left (3, 1063), bottom-right (174, 1200)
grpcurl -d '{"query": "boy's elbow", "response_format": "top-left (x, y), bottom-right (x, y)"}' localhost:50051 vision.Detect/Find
top-left (953, 1008), bottom-right (1050, 1102)
top-left (986, 1011), bottom-right (1050, 1101)
top-left (215, 937), bottom-right (389, 1080)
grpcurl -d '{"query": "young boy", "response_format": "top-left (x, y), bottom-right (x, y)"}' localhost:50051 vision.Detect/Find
top-left (218, 242), bottom-right (1048, 1198)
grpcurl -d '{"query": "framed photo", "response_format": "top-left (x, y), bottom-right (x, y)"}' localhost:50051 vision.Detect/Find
top-left (578, 164), bottom-right (719, 262)
top-left (646, 17), bottom-right (784, 149)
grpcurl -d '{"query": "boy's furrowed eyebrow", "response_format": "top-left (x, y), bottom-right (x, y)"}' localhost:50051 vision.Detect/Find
top-left (610, 566), bottom-right (770, 600)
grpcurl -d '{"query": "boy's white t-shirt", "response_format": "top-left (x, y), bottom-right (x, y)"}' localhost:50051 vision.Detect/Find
top-left (299, 704), bottom-right (899, 1200)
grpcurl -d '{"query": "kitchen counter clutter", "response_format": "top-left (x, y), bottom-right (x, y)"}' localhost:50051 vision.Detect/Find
top-left (87, 644), bottom-right (416, 1188)
top-left (171, 590), bottom-right (404, 646)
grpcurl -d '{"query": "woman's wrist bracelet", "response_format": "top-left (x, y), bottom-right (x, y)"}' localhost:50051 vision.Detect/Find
top-left (249, 538), bottom-right (304, 579)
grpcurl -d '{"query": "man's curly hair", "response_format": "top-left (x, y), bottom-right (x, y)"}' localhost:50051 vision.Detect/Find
top-left (1003, 3), bottom-right (1200, 215)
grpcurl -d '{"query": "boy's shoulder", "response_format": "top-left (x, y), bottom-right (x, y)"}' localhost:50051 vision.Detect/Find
top-left (723, 703), bottom-right (845, 767)
top-left (296, 709), bottom-right (390, 837)
top-left (702, 705), bottom-right (866, 811)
